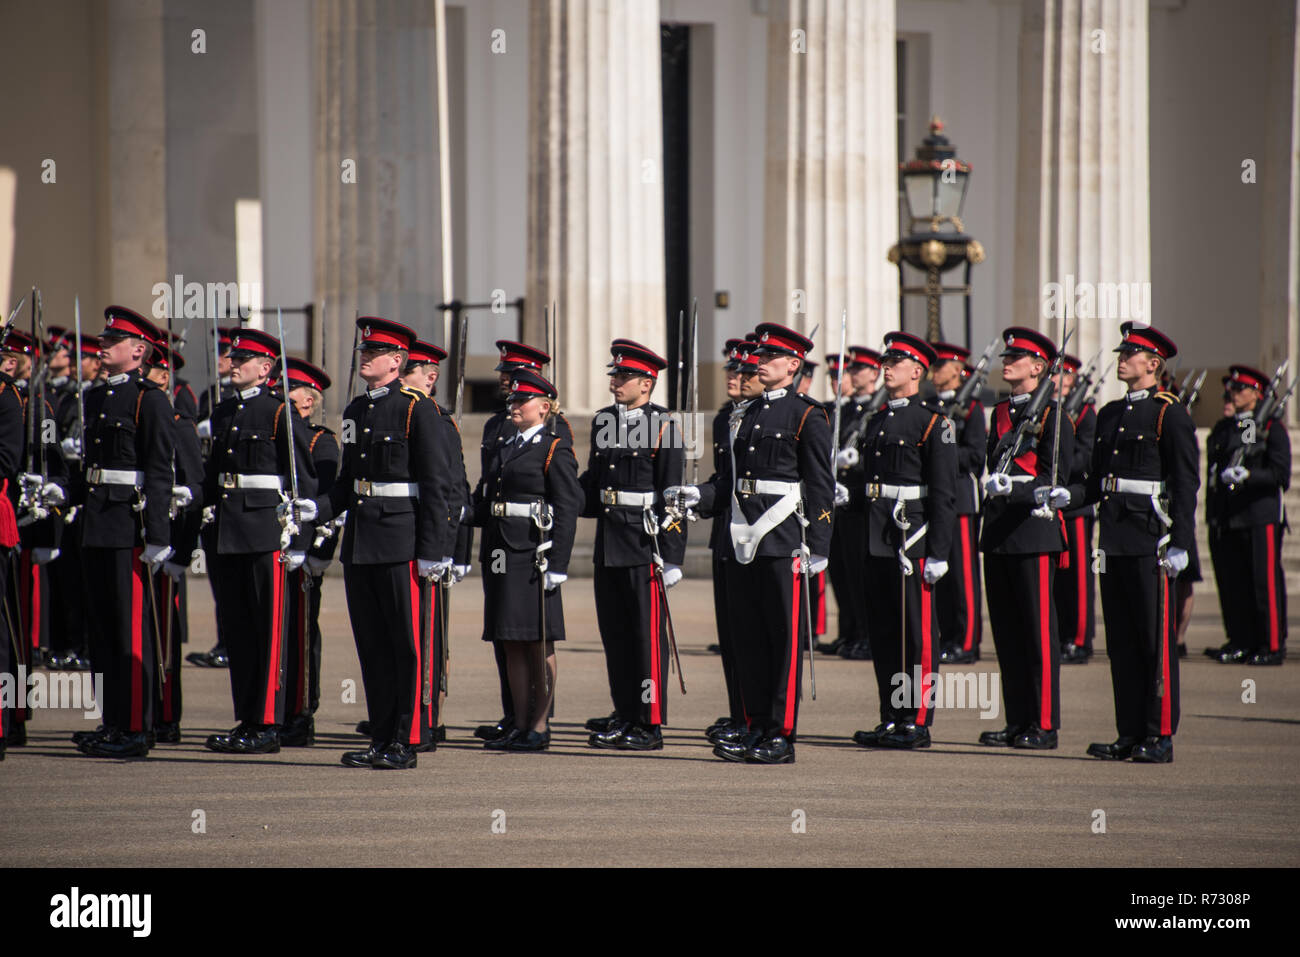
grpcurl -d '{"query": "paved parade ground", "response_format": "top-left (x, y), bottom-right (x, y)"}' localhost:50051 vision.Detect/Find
top-left (2, 576), bottom-right (1297, 869)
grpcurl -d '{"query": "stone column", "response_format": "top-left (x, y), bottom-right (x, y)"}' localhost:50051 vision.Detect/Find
top-left (101, 0), bottom-right (169, 308)
top-left (761, 0), bottom-right (899, 352)
top-left (526, 0), bottom-right (667, 414)
top-left (313, 0), bottom-right (448, 417)
top-left (1014, 0), bottom-right (1150, 391)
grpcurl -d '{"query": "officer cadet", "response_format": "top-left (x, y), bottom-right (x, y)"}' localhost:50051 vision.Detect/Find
top-left (197, 327), bottom-right (237, 428)
top-left (1205, 364), bottom-right (1290, 666)
top-left (143, 343), bottom-right (203, 743)
top-left (823, 346), bottom-right (882, 660)
top-left (701, 339), bottom-right (756, 741)
top-left (847, 332), bottom-right (956, 750)
top-left (278, 358), bottom-right (339, 747)
top-left (201, 327), bottom-right (317, 756)
top-left (1055, 353), bottom-right (1099, 664)
top-left (670, 322), bottom-right (834, 765)
top-left (476, 340), bottom-right (571, 743)
top-left (0, 333), bottom-right (32, 758)
top-left (1061, 323), bottom-right (1198, 764)
top-left (976, 328), bottom-right (1073, 751)
top-left (473, 368), bottom-right (581, 752)
top-left (71, 307), bottom-right (175, 759)
top-left (796, 356), bottom-right (830, 642)
top-left (294, 318), bottom-right (451, 769)
top-left (579, 341), bottom-right (685, 751)
top-left (929, 342), bottom-right (987, 666)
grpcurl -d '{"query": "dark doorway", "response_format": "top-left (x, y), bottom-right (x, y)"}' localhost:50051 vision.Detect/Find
top-left (661, 24), bottom-right (691, 410)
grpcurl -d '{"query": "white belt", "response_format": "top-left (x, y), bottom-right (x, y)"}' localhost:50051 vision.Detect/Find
top-left (736, 478), bottom-right (801, 496)
top-left (220, 473), bottom-right (285, 490)
top-left (87, 468), bottom-right (143, 487)
top-left (729, 488), bottom-right (802, 564)
top-left (353, 479), bottom-right (418, 498)
top-left (490, 501), bottom-right (537, 518)
top-left (600, 489), bottom-right (656, 507)
top-left (1008, 475), bottom-right (1036, 485)
top-left (1101, 476), bottom-right (1165, 495)
top-left (864, 482), bottom-right (927, 501)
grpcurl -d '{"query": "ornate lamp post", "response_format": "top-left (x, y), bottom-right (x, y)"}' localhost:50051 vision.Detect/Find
top-left (888, 117), bottom-right (985, 345)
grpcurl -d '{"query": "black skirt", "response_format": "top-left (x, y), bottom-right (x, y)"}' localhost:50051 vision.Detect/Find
top-left (481, 562), bottom-right (567, 642)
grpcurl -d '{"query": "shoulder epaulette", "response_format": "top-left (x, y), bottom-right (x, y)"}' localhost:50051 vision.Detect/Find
top-left (797, 392), bottom-right (821, 404)
top-left (1155, 391), bottom-right (1178, 404)
top-left (312, 423), bottom-right (336, 436)
top-left (400, 386), bottom-right (425, 401)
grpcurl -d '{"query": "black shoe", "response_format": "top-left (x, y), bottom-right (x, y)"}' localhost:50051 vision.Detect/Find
top-left (941, 646), bottom-right (978, 665)
top-left (435, 725), bottom-right (447, 742)
top-left (412, 739), bottom-right (438, 753)
top-left (508, 730), bottom-right (550, 752)
top-left (205, 723), bottom-right (251, 753)
top-left (474, 719), bottom-right (511, 741)
top-left (355, 720), bottom-right (371, 736)
top-left (1013, 727), bottom-right (1058, 750)
top-left (1204, 642), bottom-right (1233, 659)
top-left (1213, 645), bottom-right (1250, 664)
top-left (977, 725), bottom-right (1024, 747)
top-left (878, 723), bottom-right (931, 749)
top-left (589, 719), bottom-right (628, 749)
top-left (187, 646), bottom-right (230, 668)
top-left (705, 716), bottom-right (738, 739)
top-left (81, 730), bottom-right (150, 758)
top-left (484, 727), bottom-right (521, 751)
top-left (1177, 643), bottom-right (1187, 658)
top-left (815, 637), bottom-right (846, 655)
top-left (709, 723), bottom-right (752, 745)
top-left (713, 728), bottom-right (763, 762)
top-left (280, 715), bottom-right (315, 747)
top-left (620, 725), bottom-right (663, 751)
top-left (72, 725), bottom-right (108, 746)
top-left (341, 744), bottom-right (383, 768)
top-left (153, 721), bottom-right (181, 744)
top-left (585, 713), bottom-right (618, 733)
top-left (842, 640), bottom-right (874, 660)
top-left (372, 742), bottom-right (418, 769)
top-left (1061, 643), bottom-right (1091, 664)
top-left (1129, 736), bottom-right (1173, 763)
top-left (746, 734), bottom-right (795, 764)
top-left (1247, 649), bottom-right (1285, 666)
top-left (1086, 736), bottom-right (1141, 760)
top-left (706, 643), bottom-right (722, 655)
top-left (69, 655), bottom-right (92, 672)
top-left (225, 726), bottom-right (280, 754)
top-left (852, 722), bottom-right (897, 747)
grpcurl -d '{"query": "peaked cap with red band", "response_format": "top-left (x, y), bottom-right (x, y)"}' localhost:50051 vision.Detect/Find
top-left (494, 339), bottom-right (550, 372)
top-left (881, 331), bottom-right (937, 369)
top-left (1000, 326), bottom-right (1057, 364)
top-left (148, 343), bottom-right (185, 371)
top-left (356, 316), bottom-right (417, 352)
top-left (848, 346), bottom-right (882, 369)
top-left (2, 329), bottom-right (37, 357)
top-left (932, 342), bottom-right (970, 364)
top-left (726, 340), bottom-right (756, 371)
top-left (101, 305), bottom-right (163, 343)
top-left (407, 340), bottom-right (447, 366)
top-left (506, 368), bottom-right (557, 402)
top-left (1114, 321), bottom-right (1177, 360)
top-left (1061, 353), bottom-right (1082, 373)
top-left (286, 357), bottom-right (332, 392)
top-left (228, 327), bottom-right (280, 360)
top-left (217, 326), bottom-right (238, 351)
top-left (753, 322), bottom-right (814, 359)
top-left (46, 326), bottom-right (72, 351)
top-left (723, 338), bottom-right (743, 356)
top-left (608, 339), bottom-right (667, 378)
top-left (1223, 364), bottom-right (1268, 392)
top-left (73, 335), bottom-right (101, 358)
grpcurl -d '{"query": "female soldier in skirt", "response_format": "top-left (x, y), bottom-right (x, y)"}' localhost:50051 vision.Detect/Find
top-left (474, 369), bottom-right (581, 751)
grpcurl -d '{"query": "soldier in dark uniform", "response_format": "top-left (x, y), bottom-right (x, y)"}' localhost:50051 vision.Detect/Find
top-left (796, 357), bottom-right (830, 643)
top-left (847, 332), bottom-right (956, 750)
top-left (473, 368), bottom-right (581, 752)
top-left (279, 358), bottom-right (339, 747)
top-left (977, 328), bottom-right (1073, 751)
top-left (300, 318), bottom-right (451, 769)
top-left (1068, 323), bottom-right (1199, 764)
top-left (930, 343), bottom-right (987, 666)
top-left (143, 343), bottom-right (203, 743)
top-left (581, 341), bottom-right (685, 751)
top-left (477, 341), bottom-right (573, 743)
top-left (72, 307), bottom-right (175, 759)
top-left (1205, 364), bottom-right (1290, 666)
top-left (1055, 353), bottom-right (1099, 664)
top-left (201, 328), bottom-right (317, 756)
top-left (671, 322), bottom-right (834, 765)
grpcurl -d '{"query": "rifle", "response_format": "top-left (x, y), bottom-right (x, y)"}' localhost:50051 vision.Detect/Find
top-left (0, 295), bottom-right (26, 349)
top-left (1032, 318), bottom-right (1070, 520)
top-left (1179, 369), bottom-right (1206, 411)
top-left (993, 329), bottom-right (1074, 477)
top-left (944, 336), bottom-right (1000, 419)
top-left (1062, 348), bottom-right (1102, 420)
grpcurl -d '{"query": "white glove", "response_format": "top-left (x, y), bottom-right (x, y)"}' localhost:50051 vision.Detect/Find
top-left (808, 553), bottom-right (829, 575)
top-left (665, 485), bottom-right (700, 509)
top-left (1161, 546), bottom-right (1189, 578)
top-left (201, 505), bottom-right (216, 527)
top-left (898, 552), bottom-right (914, 576)
top-left (834, 482), bottom-right (850, 507)
top-left (170, 485), bottom-right (193, 510)
top-left (41, 482), bottom-right (65, 507)
top-left (431, 557), bottom-right (454, 581)
top-left (277, 497), bottom-right (318, 523)
top-left (1221, 466), bottom-right (1250, 485)
top-left (417, 559), bottom-right (439, 580)
top-left (1032, 486), bottom-right (1071, 509)
top-left (836, 446), bottom-right (860, 469)
top-left (982, 473), bottom-right (1013, 497)
top-left (452, 563), bottom-right (470, 583)
top-left (32, 547), bottom-right (60, 565)
top-left (162, 560), bottom-right (187, 582)
top-left (18, 472), bottom-right (42, 497)
top-left (141, 543), bottom-right (174, 568)
top-left (197, 419), bottom-right (212, 439)
top-left (305, 555), bottom-right (332, 577)
top-left (60, 436), bottom-right (81, 460)
top-left (544, 571), bottom-right (567, 591)
top-left (923, 559), bottom-right (948, 584)
top-left (662, 564), bottom-right (683, 588)
top-left (284, 551), bottom-right (306, 572)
